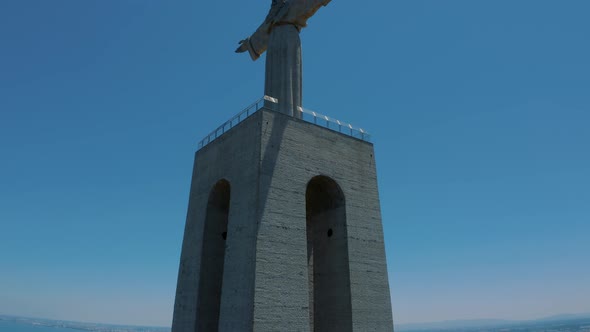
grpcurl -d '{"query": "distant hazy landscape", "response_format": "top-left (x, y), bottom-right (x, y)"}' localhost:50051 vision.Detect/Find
top-left (0, 316), bottom-right (169, 332)
top-left (2, 314), bottom-right (590, 332)
top-left (397, 314), bottom-right (590, 332)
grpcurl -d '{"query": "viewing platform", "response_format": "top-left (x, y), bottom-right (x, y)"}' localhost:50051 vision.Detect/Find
top-left (197, 96), bottom-right (372, 150)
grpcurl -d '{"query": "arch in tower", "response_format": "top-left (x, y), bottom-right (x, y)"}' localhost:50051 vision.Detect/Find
top-left (306, 175), bottom-right (353, 332)
top-left (196, 179), bottom-right (231, 331)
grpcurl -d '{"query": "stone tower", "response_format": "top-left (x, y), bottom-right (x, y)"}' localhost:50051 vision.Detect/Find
top-left (172, 101), bottom-right (394, 331)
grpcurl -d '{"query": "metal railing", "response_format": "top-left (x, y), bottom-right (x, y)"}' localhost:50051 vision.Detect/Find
top-left (297, 106), bottom-right (372, 142)
top-left (197, 96), bottom-right (269, 149)
top-left (197, 96), bottom-right (371, 150)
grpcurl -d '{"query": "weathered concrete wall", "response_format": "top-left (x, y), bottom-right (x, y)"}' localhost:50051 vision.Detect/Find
top-left (172, 109), bottom-right (394, 332)
top-left (172, 112), bottom-right (263, 332)
top-left (254, 110), bottom-right (393, 331)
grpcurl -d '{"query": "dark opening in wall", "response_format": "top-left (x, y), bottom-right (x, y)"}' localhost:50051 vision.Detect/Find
top-left (196, 179), bottom-right (230, 331)
top-left (306, 176), bottom-right (353, 332)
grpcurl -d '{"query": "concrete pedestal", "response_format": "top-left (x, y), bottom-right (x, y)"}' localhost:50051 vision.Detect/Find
top-left (172, 109), bottom-right (394, 331)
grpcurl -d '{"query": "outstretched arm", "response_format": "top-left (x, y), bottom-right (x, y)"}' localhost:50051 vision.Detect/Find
top-left (235, 0), bottom-right (286, 61)
top-left (298, 0), bottom-right (332, 22)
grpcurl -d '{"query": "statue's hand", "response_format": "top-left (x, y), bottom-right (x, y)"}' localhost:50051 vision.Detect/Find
top-left (235, 39), bottom-right (249, 53)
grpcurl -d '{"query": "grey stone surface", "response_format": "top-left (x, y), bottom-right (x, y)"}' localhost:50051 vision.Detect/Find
top-left (172, 109), bottom-right (394, 331)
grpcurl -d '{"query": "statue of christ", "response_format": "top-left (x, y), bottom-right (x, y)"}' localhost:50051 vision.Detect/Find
top-left (236, 0), bottom-right (332, 118)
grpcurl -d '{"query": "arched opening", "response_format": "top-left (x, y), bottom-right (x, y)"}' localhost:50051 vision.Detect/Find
top-left (306, 176), bottom-right (353, 332)
top-left (196, 179), bottom-right (230, 331)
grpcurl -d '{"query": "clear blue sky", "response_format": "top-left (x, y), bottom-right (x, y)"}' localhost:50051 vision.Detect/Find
top-left (1, 0), bottom-right (589, 327)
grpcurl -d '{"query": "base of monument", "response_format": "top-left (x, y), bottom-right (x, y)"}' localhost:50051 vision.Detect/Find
top-left (172, 109), bottom-right (394, 331)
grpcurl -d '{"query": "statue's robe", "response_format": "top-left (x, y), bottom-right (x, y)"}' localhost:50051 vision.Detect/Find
top-left (244, 0), bottom-right (332, 117)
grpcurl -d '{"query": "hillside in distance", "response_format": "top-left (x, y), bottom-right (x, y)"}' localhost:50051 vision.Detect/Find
top-left (397, 314), bottom-right (590, 332)
top-left (0, 315), bottom-right (170, 332)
